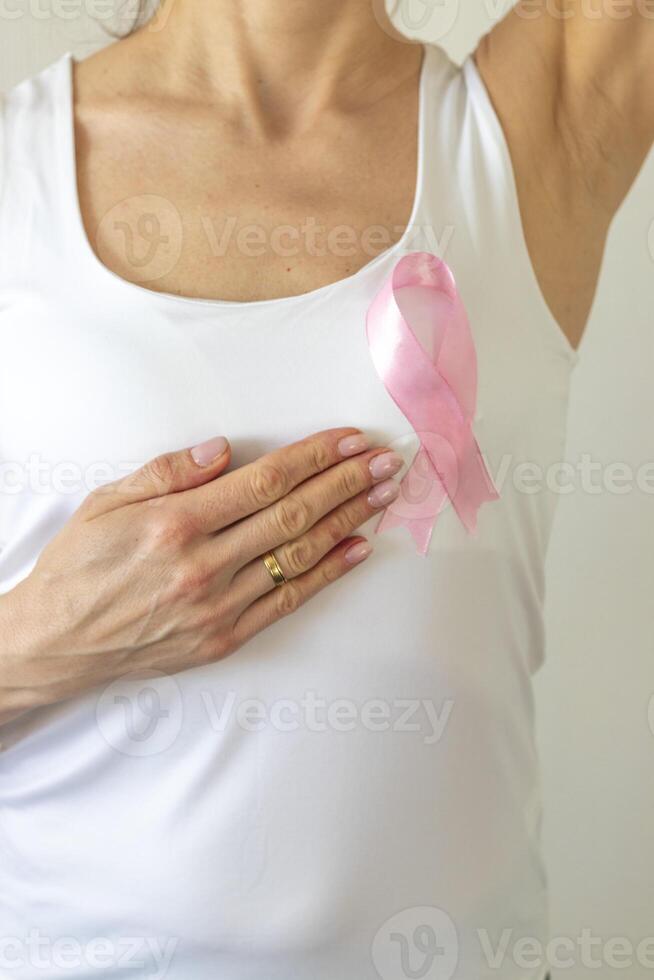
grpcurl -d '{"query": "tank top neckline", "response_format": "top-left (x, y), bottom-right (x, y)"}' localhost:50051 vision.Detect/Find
top-left (56, 44), bottom-right (430, 313)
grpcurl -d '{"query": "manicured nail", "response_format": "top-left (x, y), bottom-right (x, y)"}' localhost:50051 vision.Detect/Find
top-left (344, 540), bottom-right (373, 565)
top-left (369, 451), bottom-right (403, 480)
top-left (338, 433), bottom-right (371, 457)
top-left (368, 478), bottom-right (400, 509)
top-left (191, 436), bottom-right (228, 466)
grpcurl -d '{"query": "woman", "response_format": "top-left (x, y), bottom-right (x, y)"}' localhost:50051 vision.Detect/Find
top-left (0, 1), bottom-right (650, 977)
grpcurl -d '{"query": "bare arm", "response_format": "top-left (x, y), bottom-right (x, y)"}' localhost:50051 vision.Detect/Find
top-left (475, 0), bottom-right (654, 348)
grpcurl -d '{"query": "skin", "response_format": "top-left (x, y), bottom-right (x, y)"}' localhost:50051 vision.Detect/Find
top-left (1, 0), bottom-right (652, 720)
top-left (70, 0), bottom-right (654, 341)
top-left (1, 429), bottom-right (403, 723)
top-left (74, 1), bottom-right (424, 303)
top-left (476, 0), bottom-right (654, 348)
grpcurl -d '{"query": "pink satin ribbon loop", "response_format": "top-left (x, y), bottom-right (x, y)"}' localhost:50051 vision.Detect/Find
top-left (366, 252), bottom-right (499, 554)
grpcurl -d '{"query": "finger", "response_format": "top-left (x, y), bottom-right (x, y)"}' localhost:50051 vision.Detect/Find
top-left (227, 475), bottom-right (399, 606)
top-left (81, 435), bottom-right (232, 519)
top-left (218, 448), bottom-right (403, 568)
top-left (179, 427), bottom-right (374, 534)
top-left (230, 536), bottom-right (373, 648)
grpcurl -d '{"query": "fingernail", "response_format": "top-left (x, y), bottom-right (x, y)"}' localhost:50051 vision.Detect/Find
top-left (338, 433), bottom-right (371, 457)
top-left (191, 436), bottom-right (228, 466)
top-left (368, 478), bottom-right (400, 509)
top-left (369, 451), bottom-right (403, 480)
top-left (344, 540), bottom-right (373, 565)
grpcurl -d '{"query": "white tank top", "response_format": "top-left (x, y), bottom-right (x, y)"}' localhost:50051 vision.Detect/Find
top-left (0, 45), bottom-right (577, 980)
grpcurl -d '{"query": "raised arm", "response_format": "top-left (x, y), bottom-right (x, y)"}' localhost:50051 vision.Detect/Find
top-left (474, 0), bottom-right (654, 348)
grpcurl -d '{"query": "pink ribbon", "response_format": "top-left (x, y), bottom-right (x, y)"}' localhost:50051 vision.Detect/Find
top-left (366, 252), bottom-right (499, 554)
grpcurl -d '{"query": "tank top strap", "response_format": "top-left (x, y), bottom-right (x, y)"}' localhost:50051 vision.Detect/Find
top-left (405, 43), bottom-right (460, 255)
top-left (415, 43), bottom-right (578, 364)
top-left (0, 54), bottom-right (74, 286)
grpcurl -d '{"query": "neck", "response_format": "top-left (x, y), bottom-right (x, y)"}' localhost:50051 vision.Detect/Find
top-left (142, 0), bottom-right (420, 119)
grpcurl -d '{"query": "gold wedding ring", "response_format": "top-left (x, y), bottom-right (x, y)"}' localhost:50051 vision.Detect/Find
top-left (262, 550), bottom-right (287, 587)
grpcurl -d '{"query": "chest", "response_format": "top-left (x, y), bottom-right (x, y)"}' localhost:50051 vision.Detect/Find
top-left (74, 104), bottom-right (418, 304)
top-left (0, 260), bottom-right (570, 511)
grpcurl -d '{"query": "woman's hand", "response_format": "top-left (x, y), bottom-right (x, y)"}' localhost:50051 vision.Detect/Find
top-left (0, 427), bottom-right (403, 722)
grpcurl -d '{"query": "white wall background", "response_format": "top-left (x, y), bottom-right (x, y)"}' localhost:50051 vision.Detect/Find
top-left (1, 2), bottom-right (653, 977)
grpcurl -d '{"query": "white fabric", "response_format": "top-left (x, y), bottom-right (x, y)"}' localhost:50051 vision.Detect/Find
top-left (0, 45), bottom-right (575, 980)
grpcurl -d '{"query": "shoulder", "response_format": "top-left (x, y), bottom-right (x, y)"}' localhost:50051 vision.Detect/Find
top-left (421, 41), bottom-right (502, 132)
top-left (418, 39), bottom-right (512, 172)
top-left (0, 56), bottom-right (72, 267)
top-left (0, 55), bottom-right (69, 196)
top-left (3, 55), bottom-right (69, 113)
top-left (1, 54), bottom-right (70, 164)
